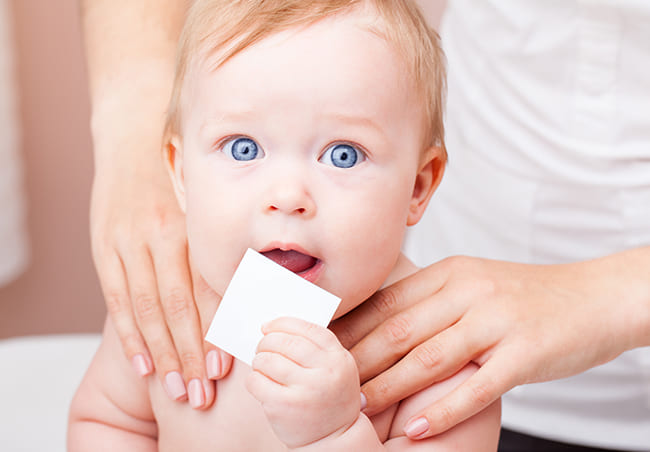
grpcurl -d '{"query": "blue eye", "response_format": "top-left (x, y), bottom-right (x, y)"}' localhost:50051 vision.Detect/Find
top-left (320, 144), bottom-right (364, 169)
top-left (222, 137), bottom-right (263, 161)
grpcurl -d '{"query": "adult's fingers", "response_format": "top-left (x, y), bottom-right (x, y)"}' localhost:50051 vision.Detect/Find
top-left (191, 264), bottom-right (234, 382)
top-left (96, 250), bottom-right (153, 377)
top-left (152, 240), bottom-right (213, 409)
top-left (331, 260), bottom-right (451, 349)
top-left (121, 246), bottom-right (186, 401)
top-left (350, 288), bottom-right (466, 383)
top-left (402, 352), bottom-right (514, 439)
top-left (360, 319), bottom-right (491, 416)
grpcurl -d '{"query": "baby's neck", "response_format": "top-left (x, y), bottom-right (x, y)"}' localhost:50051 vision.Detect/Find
top-left (381, 252), bottom-right (419, 288)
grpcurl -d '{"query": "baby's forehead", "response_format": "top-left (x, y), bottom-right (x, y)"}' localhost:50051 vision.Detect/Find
top-left (191, 6), bottom-right (399, 76)
top-left (184, 11), bottom-right (420, 107)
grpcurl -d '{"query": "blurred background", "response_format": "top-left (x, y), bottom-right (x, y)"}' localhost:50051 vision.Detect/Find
top-left (0, 0), bottom-right (104, 339)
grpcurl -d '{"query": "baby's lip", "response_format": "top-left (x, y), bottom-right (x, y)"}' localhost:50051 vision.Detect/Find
top-left (260, 248), bottom-right (318, 274)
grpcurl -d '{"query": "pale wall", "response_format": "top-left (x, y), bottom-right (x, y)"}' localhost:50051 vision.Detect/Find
top-left (0, 0), bottom-right (102, 338)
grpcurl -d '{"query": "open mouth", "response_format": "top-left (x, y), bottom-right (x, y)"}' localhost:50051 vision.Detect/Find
top-left (261, 249), bottom-right (319, 274)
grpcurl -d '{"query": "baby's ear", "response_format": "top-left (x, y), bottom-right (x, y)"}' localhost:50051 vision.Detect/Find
top-left (164, 134), bottom-right (187, 213)
top-left (406, 145), bottom-right (446, 226)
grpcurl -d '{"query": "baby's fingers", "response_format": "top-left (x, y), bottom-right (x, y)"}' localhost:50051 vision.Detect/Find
top-left (251, 351), bottom-right (304, 387)
top-left (257, 331), bottom-right (321, 368)
top-left (262, 317), bottom-right (339, 350)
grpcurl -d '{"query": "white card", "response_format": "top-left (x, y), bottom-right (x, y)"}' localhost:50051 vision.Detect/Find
top-left (205, 248), bottom-right (342, 366)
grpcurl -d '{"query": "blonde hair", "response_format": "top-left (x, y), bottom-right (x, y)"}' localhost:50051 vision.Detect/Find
top-left (165, 0), bottom-right (446, 154)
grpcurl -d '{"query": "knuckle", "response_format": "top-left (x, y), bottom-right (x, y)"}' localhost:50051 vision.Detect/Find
top-left (475, 276), bottom-right (498, 298)
top-left (163, 288), bottom-right (192, 321)
top-left (412, 341), bottom-right (444, 371)
top-left (152, 349), bottom-right (179, 371)
top-left (441, 255), bottom-right (463, 271)
top-left (370, 376), bottom-right (392, 399)
top-left (133, 292), bottom-right (160, 320)
top-left (120, 332), bottom-right (143, 355)
top-left (383, 315), bottom-right (413, 347)
top-left (279, 335), bottom-right (298, 351)
top-left (436, 403), bottom-right (456, 431)
top-left (304, 321), bottom-right (320, 337)
top-left (179, 351), bottom-right (203, 373)
top-left (322, 328), bottom-right (341, 348)
top-left (370, 289), bottom-right (401, 317)
top-left (331, 320), bottom-right (356, 349)
top-left (469, 379), bottom-right (494, 406)
top-left (104, 292), bottom-right (126, 316)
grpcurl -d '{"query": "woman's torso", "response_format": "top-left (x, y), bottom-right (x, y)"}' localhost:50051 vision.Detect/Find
top-left (404, 0), bottom-right (650, 449)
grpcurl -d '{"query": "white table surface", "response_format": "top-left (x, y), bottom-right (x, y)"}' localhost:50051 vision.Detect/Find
top-left (0, 334), bottom-right (101, 452)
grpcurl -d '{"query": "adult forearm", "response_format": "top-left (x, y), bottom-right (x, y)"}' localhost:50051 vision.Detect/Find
top-left (587, 246), bottom-right (650, 352)
top-left (80, 0), bottom-right (189, 165)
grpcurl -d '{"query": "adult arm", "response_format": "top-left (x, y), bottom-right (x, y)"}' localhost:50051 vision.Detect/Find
top-left (331, 246), bottom-right (650, 438)
top-left (80, 0), bottom-right (231, 407)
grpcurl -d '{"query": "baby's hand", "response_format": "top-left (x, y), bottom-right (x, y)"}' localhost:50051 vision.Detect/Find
top-left (246, 317), bottom-right (361, 450)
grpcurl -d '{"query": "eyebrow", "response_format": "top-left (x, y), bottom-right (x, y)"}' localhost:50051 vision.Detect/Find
top-left (199, 110), bottom-right (388, 142)
top-left (321, 112), bottom-right (385, 136)
top-left (199, 110), bottom-right (257, 134)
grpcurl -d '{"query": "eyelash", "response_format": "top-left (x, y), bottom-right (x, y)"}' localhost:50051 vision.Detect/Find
top-left (214, 136), bottom-right (368, 164)
top-left (318, 142), bottom-right (367, 169)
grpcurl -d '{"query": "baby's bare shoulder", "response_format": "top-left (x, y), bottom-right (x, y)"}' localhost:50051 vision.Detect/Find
top-left (386, 363), bottom-right (500, 451)
top-left (68, 318), bottom-right (157, 450)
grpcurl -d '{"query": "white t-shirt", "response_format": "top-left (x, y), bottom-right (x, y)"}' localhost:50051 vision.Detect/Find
top-left (404, 0), bottom-right (650, 449)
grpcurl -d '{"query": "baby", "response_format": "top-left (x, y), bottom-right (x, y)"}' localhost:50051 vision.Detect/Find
top-left (68, 0), bottom-right (500, 450)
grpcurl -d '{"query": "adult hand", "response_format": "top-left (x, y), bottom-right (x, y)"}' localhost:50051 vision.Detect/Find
top-left (90, 134), bottom-right (233, 409)
top-left (331, 252), bottom-right (649, 438)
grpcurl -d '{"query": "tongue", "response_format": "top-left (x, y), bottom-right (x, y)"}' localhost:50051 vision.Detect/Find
top-left (262, 249), bottom-right (317, 273)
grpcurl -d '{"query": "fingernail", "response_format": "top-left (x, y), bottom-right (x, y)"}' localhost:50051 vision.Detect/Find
top-left (131, 354), bottom-right (151, 377)
top-left (207, 350), bottom-right (221, 379)
top-left (164, 372), bottom-right (187, 400)
top-left (188, 379), bottom-right (205, 408)
top-left (404, 417), bottom-right (429, 438)
top-left (360, 392), bottom-right (367, 410)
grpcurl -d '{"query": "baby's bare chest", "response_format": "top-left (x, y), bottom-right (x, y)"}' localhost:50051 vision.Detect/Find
top-left (148, 361), bottom-right (394, 451)
top-left (150, 363), bottom-right (288, 452)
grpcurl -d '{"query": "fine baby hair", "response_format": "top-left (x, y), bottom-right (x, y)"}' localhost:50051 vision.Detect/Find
top-left (165, 0), bottom-right (447, 155)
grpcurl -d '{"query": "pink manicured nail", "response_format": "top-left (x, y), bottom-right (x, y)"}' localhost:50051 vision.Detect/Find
top-left (207, 350), bottom-right (221, 379)
top-left (360, 392), bottom-right (367, 410)
top-left (404, 417), bottom-right (429, 438)
top-left (188, 379), bottom-right (205, 408)
top-left (164, 372), bottom-right (187, 400)
top-left (131, 354), bottom-right (151, 377)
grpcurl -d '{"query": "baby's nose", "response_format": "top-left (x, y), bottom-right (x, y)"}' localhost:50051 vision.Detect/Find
top-left (264, 172), bottom-right (316, 218)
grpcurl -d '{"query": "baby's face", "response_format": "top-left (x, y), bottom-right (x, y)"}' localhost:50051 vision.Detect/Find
top-left (171, 10), bottom-right (437, 317)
